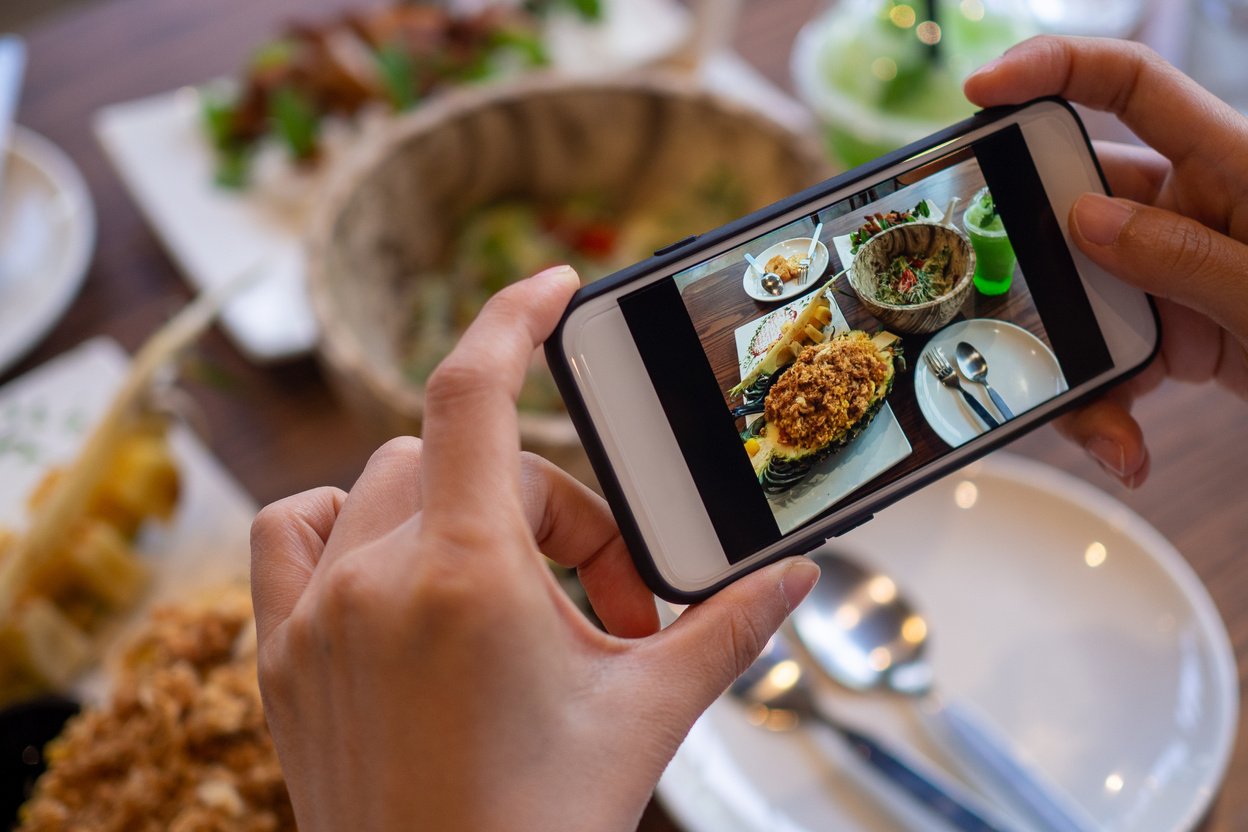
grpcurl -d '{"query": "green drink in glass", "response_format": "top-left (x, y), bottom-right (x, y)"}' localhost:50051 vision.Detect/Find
top-left (963, 187), bottom-right (1016, 296)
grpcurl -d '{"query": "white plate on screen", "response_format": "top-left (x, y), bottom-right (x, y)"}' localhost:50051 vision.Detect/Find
top-left (0, 337), bottom-right (256, 703)
top-left (0, 127), bottom-right (95, 377)
top-left (917, 318), bottom-right (1067, 448)
top-left (733, 291), bottom-right (910, 536)
top-left (657, 453), bottom-right (1238, 832)
top-left (742, 238), bottom-right (831, 303)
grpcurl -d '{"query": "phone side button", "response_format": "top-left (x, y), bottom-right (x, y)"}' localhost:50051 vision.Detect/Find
top-left (825, 513), bottom-right (875, 540)
top-left (653, 235), bottom-right (698, 257)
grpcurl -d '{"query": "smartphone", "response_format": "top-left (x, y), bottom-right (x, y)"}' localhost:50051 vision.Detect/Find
top-left (545, 98), bottom-right (1159, 602)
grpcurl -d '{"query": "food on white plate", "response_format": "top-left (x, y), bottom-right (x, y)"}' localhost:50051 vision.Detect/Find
top-left (16, 587), bottom-right (295, 832)
top-left (848, 200), bottom-right (931, 255)
top-left (743, 331), bottom-right (900, 494)
top-left (202, 1), bottom-right (600, 187)
top-left (873, 246), bottom-right (953, 306)
top-left (764, 253), bottom-right (803, 283)
top-left (0, 288), bottom-right (232, 706)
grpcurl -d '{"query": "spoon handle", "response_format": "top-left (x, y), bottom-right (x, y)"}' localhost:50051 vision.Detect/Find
top-left (984, 385), bottom-right (1014, 420)
top-left (828, 720), bottom-right (1013, 832)
top-left (923, 699), bottom-right (1099, 832)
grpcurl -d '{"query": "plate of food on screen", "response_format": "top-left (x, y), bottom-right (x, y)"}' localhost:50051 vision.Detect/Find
top-left (740, 236), bottom-right (831, 302)
top-left (730, 279), bottom-right (911, 534)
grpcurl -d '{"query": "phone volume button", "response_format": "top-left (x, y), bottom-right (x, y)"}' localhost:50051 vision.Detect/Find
top-left (653, 235), bottom-right (698, 257)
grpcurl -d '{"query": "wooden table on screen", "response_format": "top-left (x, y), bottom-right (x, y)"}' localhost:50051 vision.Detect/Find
top-left (8, 0), bottom-right (1247, 829)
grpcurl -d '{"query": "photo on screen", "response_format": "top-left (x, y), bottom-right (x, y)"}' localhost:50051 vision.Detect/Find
top-left (670, 141), bottom-right (1083, 535)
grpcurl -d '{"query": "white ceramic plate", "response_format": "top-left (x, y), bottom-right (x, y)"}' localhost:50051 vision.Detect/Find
top-left (733, 291), bottom-right (911, 536)
top-left (657, 453), bottom-right (1238, 832)
top-left (743, 238), bottom-right (831, 303)
top-left (0, 127), bottom-right (95, 377)
top-left (917, 318), bottom-right (1067, 448)
top-left (0, 337), bottom-right (256, 703)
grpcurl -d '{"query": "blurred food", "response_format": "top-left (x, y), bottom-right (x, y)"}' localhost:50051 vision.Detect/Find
top-left (401, 172), bottom-right (749, 412)
top-left (202, 1), bottom-right (600, 187)
top-left (0, 289), bottom-right (232, 706)
top-left (15, 588), bottom-right (295, 832)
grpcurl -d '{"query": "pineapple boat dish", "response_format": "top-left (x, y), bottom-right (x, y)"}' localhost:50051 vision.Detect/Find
top-left (731, 279), bottom-right (901, 495)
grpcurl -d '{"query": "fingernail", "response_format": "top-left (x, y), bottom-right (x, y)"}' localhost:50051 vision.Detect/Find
top-left (1073, 194), bottom-right (1134, 247)
top-left (1086, 437), bottom-right (1126, 476)
top-left (968, 56), bottom-right (1004, 80)
top-left (781, 559), bottom-right (820, 611)
top-left (536, 264), bottom-right (580, 287)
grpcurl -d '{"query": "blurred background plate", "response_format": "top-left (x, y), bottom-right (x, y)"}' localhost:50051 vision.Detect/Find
top-left (0, 126), bottom-right (94, 377)
top-left (658, 453), bottom-right (1238, 832)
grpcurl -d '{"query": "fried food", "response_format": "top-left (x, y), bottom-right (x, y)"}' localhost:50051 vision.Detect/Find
top-left (16, 588), bottom-right (295, 832)
top-left (764, 333), bottom-right (890, 448)
top-left (764, 253), bottom-right (803, 283)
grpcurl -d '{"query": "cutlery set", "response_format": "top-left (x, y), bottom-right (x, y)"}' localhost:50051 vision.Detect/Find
top-left (926, 340), bottom-right (1013, 430)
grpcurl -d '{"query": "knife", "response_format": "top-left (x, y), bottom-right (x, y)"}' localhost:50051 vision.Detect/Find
top-left (0, 35), bottom-right (28, 205)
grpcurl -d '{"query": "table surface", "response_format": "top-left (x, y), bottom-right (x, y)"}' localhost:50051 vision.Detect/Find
top-left (7, 0), bottom-right (1246, 829)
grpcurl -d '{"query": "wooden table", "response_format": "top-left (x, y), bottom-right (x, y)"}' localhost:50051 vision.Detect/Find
top-left (7, 0), bottom-right (1246, 829)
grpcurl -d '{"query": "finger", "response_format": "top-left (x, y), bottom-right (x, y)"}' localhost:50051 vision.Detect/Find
top-left (420, 266), bottom-right (580, 533)
top-left (1054, 397), bottom-right (1149, 487)
top-left (1070, 194), bottom-right (1248, 338)
top-left (251, 486), bottom-right (347, 644)
top-left (639, 558), bottom-right (820, 722)
top-left (1092, 140), bottom-right (1169, 204)
top-left (318, 436), bottom-right (424, 566)
top-left (518, 453), bottom-right (659, 638)
top-left (964, 36), bottom-right (1247, 168)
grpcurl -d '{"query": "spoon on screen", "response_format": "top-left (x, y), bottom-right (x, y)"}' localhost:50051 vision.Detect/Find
top-left (744, 252), bottom-right (783, 296)
top-left (955, 342), bottom-right (1014, 420)
top-left (789, 550), bottom-right (1099, 832)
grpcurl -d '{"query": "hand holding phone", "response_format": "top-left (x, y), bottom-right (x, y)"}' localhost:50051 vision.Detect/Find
top-left (549, 97), bottom-right (1160, 601)
top-left (966, 36), bottom-right (1248, 488)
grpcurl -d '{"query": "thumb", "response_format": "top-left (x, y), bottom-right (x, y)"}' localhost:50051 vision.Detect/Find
top-left (1070, 193), bottom-right (1248, 340)
top-left (643, 557), bottom-right (820, 722)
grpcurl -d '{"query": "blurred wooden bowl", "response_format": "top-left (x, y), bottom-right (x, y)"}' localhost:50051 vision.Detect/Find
top-left (306, 72), bottom-right (829, 483)
top-left (847, 222), bottom-right (975, 335)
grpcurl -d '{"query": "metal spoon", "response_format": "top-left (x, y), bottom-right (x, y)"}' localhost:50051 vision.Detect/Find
top-left (790, 550), bottom-right (1098, 832)
top-left (728, 636), bottom-right (1011, 831)
top-left (744, 252), bottom-right (784, 297)
top-left (955, 342), bottom-right (1014, 420)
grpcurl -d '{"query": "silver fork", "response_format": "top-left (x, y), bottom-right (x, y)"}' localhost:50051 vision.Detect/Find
top-left (925, 349), bottom-right (1001, 429)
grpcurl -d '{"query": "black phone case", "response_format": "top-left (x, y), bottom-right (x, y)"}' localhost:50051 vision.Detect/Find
top-left (544, 96), bottom-right (1161, 603)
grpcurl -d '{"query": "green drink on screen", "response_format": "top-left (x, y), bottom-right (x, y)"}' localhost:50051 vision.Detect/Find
top-left (963, 187), bottom-right (1016, 296)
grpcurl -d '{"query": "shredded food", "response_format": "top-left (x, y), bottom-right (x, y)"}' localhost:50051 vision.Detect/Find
top-left (763, 333), bottom-right (888, 448)
top-left (17, 589), bottom-right (295, 832)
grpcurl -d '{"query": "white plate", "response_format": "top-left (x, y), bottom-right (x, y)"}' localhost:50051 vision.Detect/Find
top-left (658, 453), bottom-right (1238, 832)
top-left (830, 198), bottom-right (943, 274)
top-left (917, 318), bottom-right (1067, 448)
top-left (733, 291), bottom-right (911, 535)
top-left (0, 337), bottom-right (256, 703)
top-left (0, 127), bottom-right (95, 376)
top-left (743, 238), bottom-right (831, 303)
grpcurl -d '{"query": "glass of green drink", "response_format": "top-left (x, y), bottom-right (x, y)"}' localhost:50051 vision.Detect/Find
top-left (963, 186), bottom-right (1016, 296)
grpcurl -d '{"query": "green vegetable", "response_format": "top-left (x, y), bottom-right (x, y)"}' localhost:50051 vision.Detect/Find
top-left (201, 91), bottom-right (252, 188)
top-left (268, 86), bottom-right (320, 160)
top-left (374, 42), bottom-right (419, 111)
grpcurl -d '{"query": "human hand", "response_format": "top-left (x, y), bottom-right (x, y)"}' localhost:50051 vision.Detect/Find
top-left (965, 36), bottom-right (1248, 487)
top-left (251, 265), bottom-right (820, 832)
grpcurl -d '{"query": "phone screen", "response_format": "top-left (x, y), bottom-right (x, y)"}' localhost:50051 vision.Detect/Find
top-left (617, 124), bottom-right (1113, 562)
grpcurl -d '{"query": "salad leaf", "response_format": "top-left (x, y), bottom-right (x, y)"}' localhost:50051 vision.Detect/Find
top-left (268, 86), bottom-right (320, 161)
top-left (374, 42), bottom-right (419, 111)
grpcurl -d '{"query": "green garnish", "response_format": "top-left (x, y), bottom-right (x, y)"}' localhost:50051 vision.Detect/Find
top-left (268, 86), bottom-right (320, 160)
top-left (374, 42), bottom-right (419, 111)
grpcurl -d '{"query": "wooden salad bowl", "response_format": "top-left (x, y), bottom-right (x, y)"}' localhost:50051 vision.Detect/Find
top-left (305, 72), bottom-right (829, 483)
top-left (847, 221), bottom-right (976, 335)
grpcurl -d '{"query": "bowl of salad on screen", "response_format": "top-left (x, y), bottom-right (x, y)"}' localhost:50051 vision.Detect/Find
top-left (848, 205), bottom-right (975, 334)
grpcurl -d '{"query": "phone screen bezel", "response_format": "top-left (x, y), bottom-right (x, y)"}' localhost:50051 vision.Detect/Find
top-left (546, 98), bottom-right (1161, 602)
